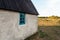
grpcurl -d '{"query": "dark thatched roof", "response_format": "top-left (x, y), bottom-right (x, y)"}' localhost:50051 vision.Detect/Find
top-left (0, 0), bottom-right (38, 15)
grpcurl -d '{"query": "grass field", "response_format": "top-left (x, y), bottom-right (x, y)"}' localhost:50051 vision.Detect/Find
top-left (38, 17), bottom-right (60, 26)
top-left (25, 26), bottom-right (60, 40)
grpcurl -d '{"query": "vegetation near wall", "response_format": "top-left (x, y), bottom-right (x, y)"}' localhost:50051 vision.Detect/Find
top-left (25, 26), bottom-right (60, 40)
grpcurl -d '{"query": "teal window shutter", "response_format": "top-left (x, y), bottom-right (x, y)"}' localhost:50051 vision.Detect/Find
top-left (19, 12), bottom-right (25, 25)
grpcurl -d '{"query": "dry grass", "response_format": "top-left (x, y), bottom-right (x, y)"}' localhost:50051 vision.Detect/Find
top-left (38, 17), bottom-right (60, 26)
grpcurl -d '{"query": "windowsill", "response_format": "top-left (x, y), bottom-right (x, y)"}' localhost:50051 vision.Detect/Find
top-left (19, 24), bottom-right (26, 27)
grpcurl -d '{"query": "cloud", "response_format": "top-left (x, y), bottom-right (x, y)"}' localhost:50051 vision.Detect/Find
top-left (40, 0), bottom-right (60, 16)
top-left (31, 0), bottom-right (60, 16)
top-left (47, 0), bottom-right (60, 16)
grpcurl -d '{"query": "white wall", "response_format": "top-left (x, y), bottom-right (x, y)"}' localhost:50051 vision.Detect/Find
top-left (0, 10), bottom-right (38, 40)
top-left (18, 14), bottom-right (38, 39)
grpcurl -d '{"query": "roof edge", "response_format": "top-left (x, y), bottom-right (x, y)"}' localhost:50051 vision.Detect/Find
top-left (0, 8), bottom-right (38, 15)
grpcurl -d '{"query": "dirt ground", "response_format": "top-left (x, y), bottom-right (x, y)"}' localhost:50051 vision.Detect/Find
top-left (25, 26), bottom-right (60, 40)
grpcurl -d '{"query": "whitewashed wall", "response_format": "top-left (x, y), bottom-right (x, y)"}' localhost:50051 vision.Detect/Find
top-left (0, 10), bottom-right (38, 40)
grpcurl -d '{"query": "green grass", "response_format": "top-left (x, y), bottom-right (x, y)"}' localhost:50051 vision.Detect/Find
top-left (38, 29), bottom-right (48, 38)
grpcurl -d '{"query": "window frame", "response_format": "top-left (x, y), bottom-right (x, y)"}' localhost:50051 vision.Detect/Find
top-left (19, 12), bottom-right (25, 25)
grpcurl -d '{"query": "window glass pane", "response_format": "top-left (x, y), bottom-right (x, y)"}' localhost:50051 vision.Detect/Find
top-left (20, 13), bottom-right (25, 17)
top-left (19, 12), bottom-right (25, 25)
top-left (20, 18), bottom-right (23, 21)
top-left (20, 14), bottom-right (23, 17)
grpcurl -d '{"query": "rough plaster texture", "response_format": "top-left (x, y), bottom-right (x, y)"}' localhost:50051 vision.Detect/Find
top-left (0, 10), bottom-right (38, 40)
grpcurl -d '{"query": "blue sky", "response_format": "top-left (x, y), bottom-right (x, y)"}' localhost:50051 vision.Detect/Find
top-left (31, 0), bottom-right (60, 17)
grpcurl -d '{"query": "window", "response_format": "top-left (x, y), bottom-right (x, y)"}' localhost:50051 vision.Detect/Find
top-left (19, 12), bottom-right (25, 25)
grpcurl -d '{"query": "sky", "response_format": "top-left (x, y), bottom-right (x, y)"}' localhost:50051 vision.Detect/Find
top-left (31, 0), bottom-right (60, 17)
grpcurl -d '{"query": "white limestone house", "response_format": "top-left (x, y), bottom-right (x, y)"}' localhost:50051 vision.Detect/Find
top-left (0, 0), bottom-right (38, 40)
